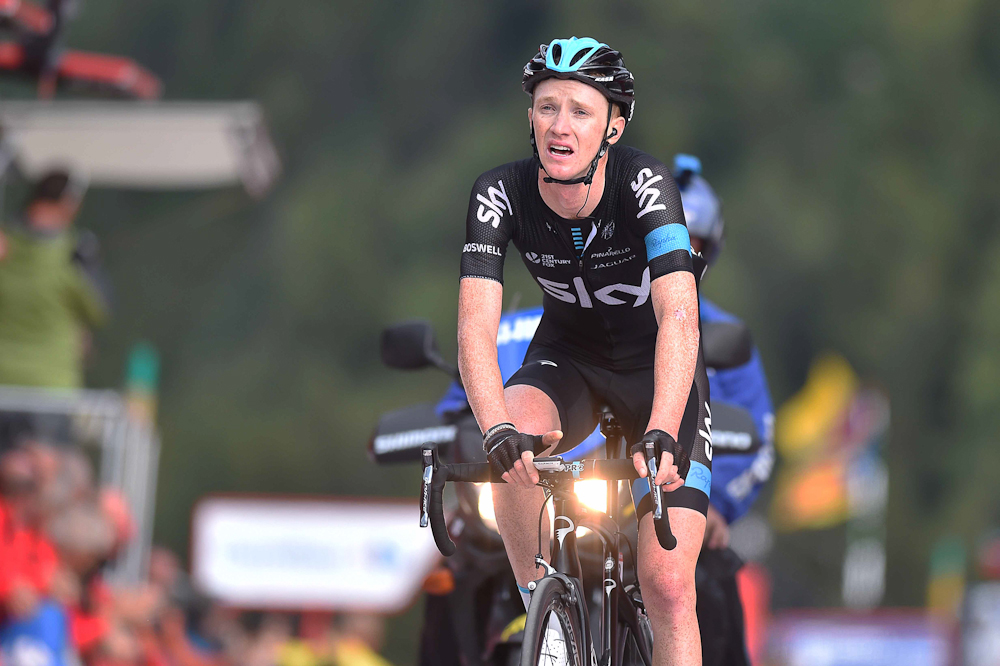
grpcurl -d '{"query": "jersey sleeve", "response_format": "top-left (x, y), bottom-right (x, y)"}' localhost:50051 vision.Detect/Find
top-left (709, 349), bottom-right (776, 523)
top-left (624, 153), bottom-right (694, 279)
top-left (460, 170), bottom-right (516, 284)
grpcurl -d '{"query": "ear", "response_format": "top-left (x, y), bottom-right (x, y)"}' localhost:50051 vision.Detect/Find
top-left (527, 106), bottom-right (533, 127)
top-left (607, 114), bottom-right (626, 145)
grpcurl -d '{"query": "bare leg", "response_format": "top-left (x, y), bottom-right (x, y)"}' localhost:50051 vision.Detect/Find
top-left (637, 507), bottom-right (706, 666)
top-left (492, 384), bottom-right (561, 587)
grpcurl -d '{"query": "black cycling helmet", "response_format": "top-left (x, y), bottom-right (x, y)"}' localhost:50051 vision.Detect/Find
top-left (523, 37), bottom-right (635, 186)
top-left (522, 37), bottom-right (635, 125)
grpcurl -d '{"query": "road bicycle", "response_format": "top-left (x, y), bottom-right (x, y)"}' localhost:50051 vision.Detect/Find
top-left (421, 408), bottom-right (677, 666)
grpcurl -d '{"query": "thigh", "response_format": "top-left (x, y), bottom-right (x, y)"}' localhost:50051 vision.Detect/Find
top-left (610, 357), bottom-right (713, 518)
top-left (636, 508), bottom-right (706, 593)
top-left (505, 346), bottom-right (599, 454)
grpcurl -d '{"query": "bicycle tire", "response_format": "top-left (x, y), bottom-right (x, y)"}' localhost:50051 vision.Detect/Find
top-left (519, 577), bottom-right (588, 666)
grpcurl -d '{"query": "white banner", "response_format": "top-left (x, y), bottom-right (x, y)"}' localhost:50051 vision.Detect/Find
top-left (191, 496), bottom-right (440, 611)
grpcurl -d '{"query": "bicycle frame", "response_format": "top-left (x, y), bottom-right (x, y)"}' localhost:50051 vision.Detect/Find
top-left (420, 411), bottom-right (668, 665)
top-left (533, 410), bottom-right (652, 666)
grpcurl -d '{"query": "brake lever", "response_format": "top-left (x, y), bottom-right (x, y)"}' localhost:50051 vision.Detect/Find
top-left (644, 442), bottom-right (664, 520)
top-left (532, 456), bottom-right (566, 472)
top-left (420, 446), bottom-right (435, 527)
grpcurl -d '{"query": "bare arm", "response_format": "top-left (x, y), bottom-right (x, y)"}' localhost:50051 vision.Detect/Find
top-left (457, 277), bottom-right (511, 433)
top-left (646, 270), bottom-right (700, 437)
top-left (632, 270), bottom-right (700, 485)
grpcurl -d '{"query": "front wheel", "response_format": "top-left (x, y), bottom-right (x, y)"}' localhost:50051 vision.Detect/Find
top-left (519, 577), bottom-right (588, 666)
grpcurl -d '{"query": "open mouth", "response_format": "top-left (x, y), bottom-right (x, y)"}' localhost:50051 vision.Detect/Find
top-left (548, 144), bottom-right (574, 158)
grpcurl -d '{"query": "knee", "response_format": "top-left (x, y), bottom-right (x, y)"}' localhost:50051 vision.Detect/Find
top-left (639, 565), bottom-right (697, 618)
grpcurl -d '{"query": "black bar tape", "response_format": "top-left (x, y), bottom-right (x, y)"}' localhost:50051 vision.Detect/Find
top-left (429, 472), bottom-right (456, 556)
top-left (447, 462), bottom-right (499, 483)
top-left (654, 512), bottom-right (677, 551)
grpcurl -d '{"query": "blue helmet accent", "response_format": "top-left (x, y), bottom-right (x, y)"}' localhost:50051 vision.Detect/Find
top-left (673, 154), bottom-right (702, 177)
top-left (545, 37), bottom-right (605, 73)
top-left (523, 37), bottom-right (635, 124)
top-left (673, 154), bottom-right (724, 266)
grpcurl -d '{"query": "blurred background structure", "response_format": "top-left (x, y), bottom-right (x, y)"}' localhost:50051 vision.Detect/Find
top-left (2, 0), bottom-right (1000, 665)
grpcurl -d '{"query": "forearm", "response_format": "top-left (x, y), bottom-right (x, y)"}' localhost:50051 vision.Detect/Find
top-left (646, 275), bottom-right (700, 438)
top-left (457, 279), bottom-right (511, 434)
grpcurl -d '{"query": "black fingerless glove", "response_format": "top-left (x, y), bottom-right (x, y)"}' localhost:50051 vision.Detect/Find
top-left (483, 424), bottom-right (539, 477)
top-left (631, 429), bottom-right (691, 479)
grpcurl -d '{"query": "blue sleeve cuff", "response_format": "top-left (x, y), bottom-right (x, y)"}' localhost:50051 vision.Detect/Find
top-left (644, 224), bottom-right (691, 261)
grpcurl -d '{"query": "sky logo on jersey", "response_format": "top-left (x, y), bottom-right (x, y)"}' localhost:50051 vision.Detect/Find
top-left (700, 401), bottom-right (713, 461)
top-left (644, 225), bottom-right (691, 261)
top-left (536, 267), bottom-right (650, 308)
top-left (463, 243), bottom-right (502, 256)
top-left (476, 179), bottom-right (512, 229)
top-left (630, 167), bottom-right (668, 219)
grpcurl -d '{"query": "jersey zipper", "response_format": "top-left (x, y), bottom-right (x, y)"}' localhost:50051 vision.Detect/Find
top-left (577, 221), bottom-right (615, 354)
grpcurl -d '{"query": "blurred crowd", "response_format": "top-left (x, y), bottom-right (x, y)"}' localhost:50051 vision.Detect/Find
top-left (0, 171), bottom-right (396, 666)
top-left (0, 440), bottom-right (394, 666)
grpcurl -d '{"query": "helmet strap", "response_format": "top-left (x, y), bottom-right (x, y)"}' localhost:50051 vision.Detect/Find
top-left (536, 103), bottom-right (614, 187)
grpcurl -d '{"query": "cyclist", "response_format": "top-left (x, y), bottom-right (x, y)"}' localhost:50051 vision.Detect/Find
top-left (670, 155), bottom-right (774, 666)
top-left (458, 37), bottom-right (710, 665)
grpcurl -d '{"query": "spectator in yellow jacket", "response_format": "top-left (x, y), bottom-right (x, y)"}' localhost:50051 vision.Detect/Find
top-left (0, 169), bottom-right (108, 390)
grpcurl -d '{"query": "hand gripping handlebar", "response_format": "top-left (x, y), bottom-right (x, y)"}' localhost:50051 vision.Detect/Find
top-left (419, 445), bottom-right (677, 556)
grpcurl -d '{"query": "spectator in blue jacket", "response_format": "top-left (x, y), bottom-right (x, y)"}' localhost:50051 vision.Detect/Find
top-left (672, 153), bottom-right (775, 550)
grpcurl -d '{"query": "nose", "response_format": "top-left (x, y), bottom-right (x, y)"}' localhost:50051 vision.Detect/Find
top-left (549, 107), bottom-right (572, 136)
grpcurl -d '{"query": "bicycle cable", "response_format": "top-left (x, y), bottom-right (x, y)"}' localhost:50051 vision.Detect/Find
top-left (535, 488), bottom-right (553, 572)
top-left (616, 530), bottom-right (638, 582)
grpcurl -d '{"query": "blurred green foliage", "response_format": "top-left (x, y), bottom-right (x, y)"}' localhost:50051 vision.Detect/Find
top-left (6, 0), bottom-right (1000, 656)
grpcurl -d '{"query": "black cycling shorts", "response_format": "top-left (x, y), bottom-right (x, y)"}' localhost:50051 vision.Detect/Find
top-left (506, 343), bottom-right (712, 518)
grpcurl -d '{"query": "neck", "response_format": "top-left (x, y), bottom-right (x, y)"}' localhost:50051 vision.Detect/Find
top-left (537, 151), bottom-right (610, 219)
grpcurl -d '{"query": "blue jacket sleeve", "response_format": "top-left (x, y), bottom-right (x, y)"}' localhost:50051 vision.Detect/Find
top-left (436, 308), bottom-right (544, 419)
top-left (707, 349), bottom-right (776, 523)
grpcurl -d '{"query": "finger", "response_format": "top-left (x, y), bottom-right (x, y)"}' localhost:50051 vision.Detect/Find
top-left (659, 452), bottom-right (674, 473)
top-left (521, 451), bottom-right (539, 484)
top-left (542, 430), bottom-right (564, 448)
top-left (654, 463), bottom-right (676, 487)
top-left (512, 459), bottom-right (531, 486)
top-left (663, 477), bottom-right (685, 492)
top-left (632, 452), bottom-right (648, 478)
top-left (515, 457), bottom-right (534, 487)
top-left (502, 471), bottom-right (512, 484)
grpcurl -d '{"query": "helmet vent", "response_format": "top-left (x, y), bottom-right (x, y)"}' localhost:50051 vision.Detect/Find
top-left (569, 50), bottom-right (588, 67)
top-left (551, 43), bottom-right (562, 63)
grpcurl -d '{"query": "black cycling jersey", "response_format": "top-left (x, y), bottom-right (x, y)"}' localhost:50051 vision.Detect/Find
top-left (461, 145), bottom-right (698, 369)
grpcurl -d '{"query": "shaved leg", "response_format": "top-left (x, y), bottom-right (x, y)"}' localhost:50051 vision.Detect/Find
top-left (637, 508), bottom-right (706, 666)
top-left (492, 384), bottom-right (560, 587)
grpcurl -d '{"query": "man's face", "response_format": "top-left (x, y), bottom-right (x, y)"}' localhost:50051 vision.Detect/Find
top-left (26, 197), bottom-right (80, 233)
top-left (529, 78), bottom-right (623, 182)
